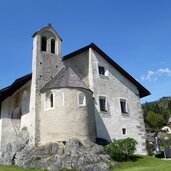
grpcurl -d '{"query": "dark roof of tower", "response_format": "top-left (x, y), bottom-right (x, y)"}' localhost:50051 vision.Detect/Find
top-left (0, 73), bottom-right (32, 102)
top-left (63, 43), bottom-right (150, 98)
top-left (41, 67), bottom-right (90, 92)
top-left (32, 23), bottom-right (62, 41)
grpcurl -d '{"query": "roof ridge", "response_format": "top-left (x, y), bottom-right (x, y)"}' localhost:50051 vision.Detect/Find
top-left (63, 43), bottom-right (150, 98)
top-left (40, 66), bottom-right (90, 92)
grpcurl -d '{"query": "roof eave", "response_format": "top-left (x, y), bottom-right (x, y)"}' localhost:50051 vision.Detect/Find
top-left (0, 73), bottom-right (32, 102)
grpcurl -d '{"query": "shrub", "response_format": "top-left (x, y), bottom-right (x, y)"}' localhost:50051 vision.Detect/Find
top-left (146, 141), bottom-right (154, 156)
top-left (104, 137), bottom-right (138, 161)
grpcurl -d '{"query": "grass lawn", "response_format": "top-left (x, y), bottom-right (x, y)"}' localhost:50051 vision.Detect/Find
top-left (0, 165), bottom-right (43, 171)
top-left (0, 156), bottom-right (171, 171)
top-left (0, 165), bottom-right (75, 171)
top-left (111, 155), bottom-right (171, 171)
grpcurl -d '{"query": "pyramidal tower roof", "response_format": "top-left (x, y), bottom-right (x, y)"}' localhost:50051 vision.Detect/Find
top-left (32, 23), bottom-right (62, 41)
top-left (41, 67), bottom-right (90, 92)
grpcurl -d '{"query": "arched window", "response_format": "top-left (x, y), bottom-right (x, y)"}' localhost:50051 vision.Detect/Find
top-left (50, 93), bottom-right (53, 108)
top-left (45, 91), bottom-right (54, 109)
top-left (51, 39), bottom-right (55, 54)
top-left (41, 36), bottom-right (47, 52)
top-left (78, 92), bottom-right (86, 106)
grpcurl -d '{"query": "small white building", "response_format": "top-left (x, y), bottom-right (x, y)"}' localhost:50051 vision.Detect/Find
top-left (0, 24), bottom-right (150, 154)
top-left (161, 126), bottom-right (171, 134)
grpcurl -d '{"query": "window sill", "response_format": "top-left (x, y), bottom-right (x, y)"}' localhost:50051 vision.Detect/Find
top-left (122, 112), bottom-right (129, 116)
top-left (99, 75), bottom-right (109, 79)
top-left (100, 113), bottom-right (111, 118)
top-left (44, 107), bottom-right (54, 111)
top-left (79, 105), bottom-right (86, 107)
top-left (100, 111), bottom-right (111, 117)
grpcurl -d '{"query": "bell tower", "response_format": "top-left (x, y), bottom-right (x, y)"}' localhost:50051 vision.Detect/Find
top-left (29, 24), bottom-right (62, 145)
top-left (32, 24), bottom-right (62, 89)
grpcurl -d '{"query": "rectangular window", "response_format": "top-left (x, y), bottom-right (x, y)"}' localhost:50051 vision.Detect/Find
top-left (79, 92), bottom-right (86, 106)
top-left (120, 99), bottom-right (128, 114)
top-left (122, 128), bottom-right (126, 135)
top-left (98, 66), bottom-right (105, 75)
top-left (99, 96), bottom-right (107, 112)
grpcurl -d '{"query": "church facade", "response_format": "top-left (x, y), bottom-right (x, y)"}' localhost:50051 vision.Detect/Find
top-left (0, 24), bottom-right (150, 154)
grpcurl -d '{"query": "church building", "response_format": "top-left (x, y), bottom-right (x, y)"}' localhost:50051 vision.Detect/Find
top-left (0, 24), bottom-right (150, 154)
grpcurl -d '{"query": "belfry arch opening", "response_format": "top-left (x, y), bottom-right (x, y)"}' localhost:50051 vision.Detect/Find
top-left (51, 39), bottom-right (55, 54)
top-left (41, 36), bottom-right (47, 52)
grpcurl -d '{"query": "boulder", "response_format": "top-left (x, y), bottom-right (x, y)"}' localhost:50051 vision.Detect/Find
top-left (82, 162), bottom-right (110, 171)
top-left (0, 133), bottom-right (114, 171)
top-left (1, 127), bottom-right (29, 165)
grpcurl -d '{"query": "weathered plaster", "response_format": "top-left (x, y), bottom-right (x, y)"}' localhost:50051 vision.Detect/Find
top-left (39, 88), bottom-right (96, 145)
top-left (90, 49), bottom-right (146, 154)
top-left (0, 81), bottom-right (31, 149)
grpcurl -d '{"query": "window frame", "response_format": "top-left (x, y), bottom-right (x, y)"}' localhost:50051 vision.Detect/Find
top-left (44, 91), bottom-right (55, 110)
top-left (98, 66), bottom-right (105, 75)
top-left (78, 92), bottom-right (86, 106)
top-left (50, 93), bottom-right (53, 108)
top-left (120, 98), bottom-right (128, 114)
top-left (122, 128), bottom-right (126, 135)
top-left (99, 96), bottom-right (108, 112)
top-left (98, 64), bottom-right (108, 77)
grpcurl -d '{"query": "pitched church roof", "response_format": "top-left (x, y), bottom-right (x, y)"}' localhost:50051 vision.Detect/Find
top-left (41, 67), bottom-right (90, 92)
top-left (0, 73), bottom-right (32, 102)
top-left (0, 43), bottom-right (150, 102)
top-left (63, 43), bottom-right (150, 98)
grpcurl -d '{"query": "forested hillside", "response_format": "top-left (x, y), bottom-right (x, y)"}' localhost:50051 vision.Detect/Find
top-left (142, 97), bottom-right (171, 129)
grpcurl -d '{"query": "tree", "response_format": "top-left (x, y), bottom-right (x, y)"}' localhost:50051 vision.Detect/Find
top-left (168, 100), bottom-right (171, 114)
top-left (146, 111), bottom-right (164, 129)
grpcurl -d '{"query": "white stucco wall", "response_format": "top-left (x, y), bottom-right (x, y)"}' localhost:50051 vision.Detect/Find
top-left (0, 81), bottom-right (31, 149)
top-left (39, 88), bottom-right (96, 145)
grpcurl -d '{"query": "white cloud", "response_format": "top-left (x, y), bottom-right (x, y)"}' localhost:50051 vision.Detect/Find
top-left (146, 70), bottom-right (154, 81)
top-left (141, 67), bottom-right (171, 82)
top-left (141, 70), bottom-right (154, 81)
top-left (157, 68), bottom-right (171, 76)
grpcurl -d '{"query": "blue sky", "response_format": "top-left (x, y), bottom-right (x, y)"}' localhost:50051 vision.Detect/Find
top-left (0, 0), bottom-right (171, 103)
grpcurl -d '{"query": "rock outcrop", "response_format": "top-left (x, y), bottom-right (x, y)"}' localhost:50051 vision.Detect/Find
top-left (0, 127), bottom-right (29, 165)
top-left (0, 129), bottom-right (114, 171)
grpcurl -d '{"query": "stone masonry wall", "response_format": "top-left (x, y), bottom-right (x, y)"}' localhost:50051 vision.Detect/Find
top-left (90, 49), bottom-right (146, 154)
top-left (30, 29), bottom-right (63, 145)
